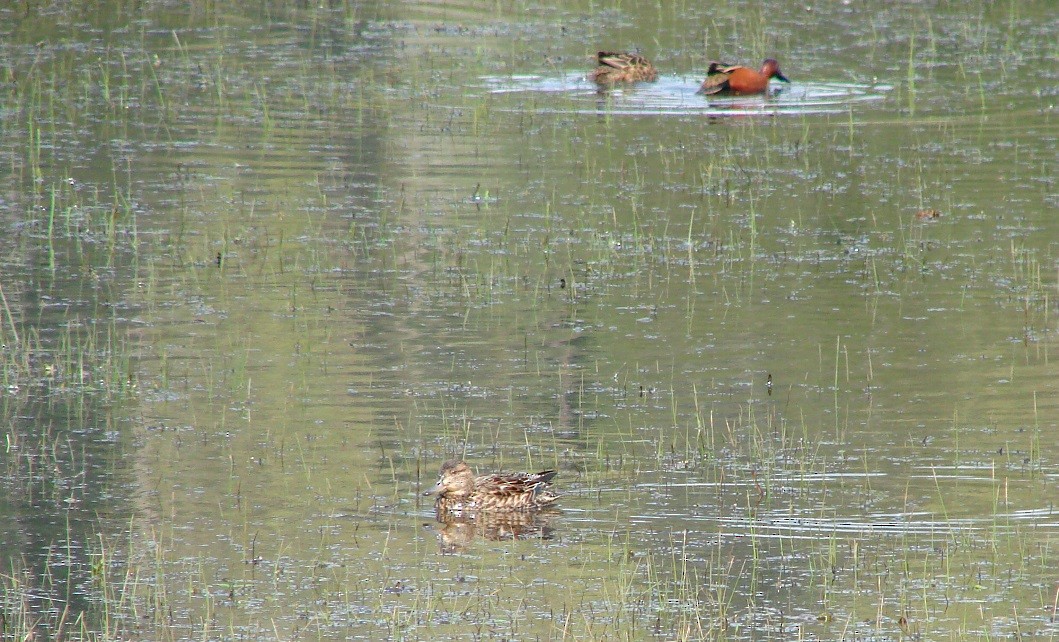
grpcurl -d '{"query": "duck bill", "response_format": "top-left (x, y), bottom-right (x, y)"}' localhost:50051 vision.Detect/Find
top-left (774, 71), bottom-right (790, 83)
top-left (423, 479), bottom-right (443, 496)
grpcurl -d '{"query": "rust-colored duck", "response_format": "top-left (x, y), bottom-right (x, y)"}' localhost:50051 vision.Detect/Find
top-left (424, 459), bottom-right (560, 512)
top-left (697, 58), bottom-right (790, 95)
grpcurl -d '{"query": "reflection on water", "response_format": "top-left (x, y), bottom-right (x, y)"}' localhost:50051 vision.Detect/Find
top-left (484, 73), bottom-right (891, 116)
top-left (430, 508), bottom-right (558, 554)
top-left (1, 0), bottom-right (1057, 639)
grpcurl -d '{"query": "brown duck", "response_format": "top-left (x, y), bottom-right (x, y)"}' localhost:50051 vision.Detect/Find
top-left (424, 459), bottom-right (560, 512)
top-left (588, 51), bottom-right (658, 84)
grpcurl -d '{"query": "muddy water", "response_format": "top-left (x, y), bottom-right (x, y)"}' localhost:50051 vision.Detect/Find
top-left (1, 0), bottom-right (1056, 640)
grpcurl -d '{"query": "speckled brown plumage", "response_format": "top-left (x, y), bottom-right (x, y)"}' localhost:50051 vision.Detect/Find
top-left (424, 459), bottom-right (560, 512)
top-left (588, 51), bottom-right (658, 84)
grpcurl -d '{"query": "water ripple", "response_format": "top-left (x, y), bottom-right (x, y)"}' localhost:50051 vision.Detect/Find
top-left (484, 73), bottom-right (892, 116)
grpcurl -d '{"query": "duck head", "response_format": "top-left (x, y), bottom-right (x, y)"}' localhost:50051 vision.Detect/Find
top-left (423, 459), bottom-right (474, 499)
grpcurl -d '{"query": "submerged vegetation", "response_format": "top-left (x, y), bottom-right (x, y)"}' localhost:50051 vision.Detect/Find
top-left (2, 0), bottom-right (1057, 640)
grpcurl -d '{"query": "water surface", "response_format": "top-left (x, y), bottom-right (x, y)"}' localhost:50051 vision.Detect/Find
top-left (1, 0), bottom-right (1057, 640)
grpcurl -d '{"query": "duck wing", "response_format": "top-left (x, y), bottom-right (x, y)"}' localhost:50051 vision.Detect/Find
top-left (471, 470), bottom-right (559, 509)
top-left (697, 61), bottom-right (740, 95)
top-left (477, 470), bottom-right (556, 493)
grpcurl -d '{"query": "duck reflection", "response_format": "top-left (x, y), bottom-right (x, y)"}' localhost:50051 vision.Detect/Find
top-left (431, 507), bottom-right (558, 553)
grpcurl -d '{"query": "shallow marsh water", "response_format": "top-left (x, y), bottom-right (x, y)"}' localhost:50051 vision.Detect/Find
top-left (1, 0), bottom-right (1057, 640)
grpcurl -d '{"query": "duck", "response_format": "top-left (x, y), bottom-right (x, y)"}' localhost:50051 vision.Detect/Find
top-left (697, 58), bottom-right (790, 95)
top-left (588, 51), bottom-right (658, 84)
top-left (424, 459), bottom-right (560, 512)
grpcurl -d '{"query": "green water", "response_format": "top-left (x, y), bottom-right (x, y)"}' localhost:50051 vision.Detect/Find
top-left (1, 1), bottom-right (1056, 639)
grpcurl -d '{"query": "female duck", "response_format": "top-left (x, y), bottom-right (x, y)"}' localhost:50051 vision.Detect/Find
top-left (588, 51), bottom-right (658, 84)
top-left (424, 459), bottom-right (560, 512)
